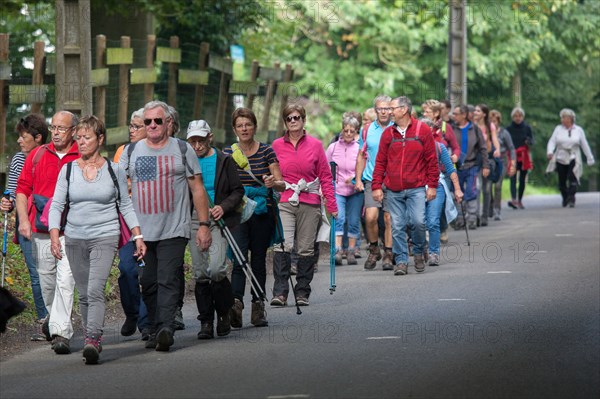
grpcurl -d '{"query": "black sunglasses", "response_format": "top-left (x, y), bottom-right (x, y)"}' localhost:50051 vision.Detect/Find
top-left (286, 115), bottom-right (302, 122)
top-left (144, 118), bottom-right (164, 126)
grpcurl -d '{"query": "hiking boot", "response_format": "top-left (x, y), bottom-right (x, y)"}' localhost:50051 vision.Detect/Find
top-left (414, 255), bottom-right (425, 273)
top-left (296, 296), bottom-right (310, 306)
top-left (52, 336), bottom-right (71, 355)
top-left (468, 221), bottom-right (477, 230)
top-left (82, 334), bottom-right (102, 365)
top-left (216, 313), bottom-right (231, 337)
top-left (354, 247), bottom-right (362, 259)
top-left (120, 316), bottom-right (138, 337)
top-left (145, 334), bottom-right (157, 348)
top-left (364, 244), bottom-right (381, 270)
top-left (508, 200), bottom-right (518, 209)
top-left (428, 253), bottom-right (440, 266)
top-left (393, 263), bottom-right (408, 276)
top-left (270, 295), bottom-right (287, 307)
top-left (290, 263), bottom-right (297, 275)
top-left (346, 249), bottom-right (357, 265)
top-left (381, 249), bottom-right (394, 271)
top-left (440, 229), bottom-right (449, 244)
top-left (155, 327), bottom-right (174, 351)
top-left (198, 322), bottom-right (214, 340)
top-left (230, 298), bottom-right (244, 329)
top-left (251, 301), bottom-right (268, 327)
top-left (335, 250), bottom-right (343, 266)
top-left (172, 306), bottom-right (185, 331)
top-left (141, 328), bottom-right (151, 341)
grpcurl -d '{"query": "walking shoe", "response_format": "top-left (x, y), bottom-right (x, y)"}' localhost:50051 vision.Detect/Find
top-left (468, 221), bottom-right (477, 230)
top-left (270, 295), bottom-right (287, 307)
top-left (393, 263), bottom-right (408, 276)
top-left (82, 334), bottom-right (102, 365)
top-left (155, 328), bottom-right (174, 351)
top-left (428, 253), bottom-right (440, 266)
top-left (172, 307), bottom-right (185, 331)
top-left (216, 313), bottom-right (231, 337)
top-left (30, 332), bottom-right (46, 341)
top-left (493, 210), bottom-right (502, 221)
top-left (335, 250), bottom-right (343, 266)
top-left (453, 221), bottom-right (465, 231)
top-left (508, 200), bottom-right (518, 209)
top-left (481, 219), bottom-right (488, 227)
top-left (381, 249), bottom-right (394, 271)
top-left (120, 316), bottom-right (138, 337)
top-left (296, 296), bottom-right (310, 306)
top-left (52, 336), bottom-right (71, 355)
top-left (414, 255), bottom-right (425, 273)
top-left (145, 334), bottom-right (157, 348)
top-left (141, 328), bottom-right (151, 341)
top-left (341, 249), bottom-right (347, 259)
top-left (41, 317), bottom-right (51, 342)
top-left (440, 229), bottom-right (449, 244)
top-left (517, 201), bottom-right (525, 209)
top-left (197, 322), bottom-right (214, 340)
top-left (251, 301), bottom-right (268, 327)
top-left (364, 244), bottom-right (381, 270)
top-left (354, 247), bottom-right (362, 259)
top-left (230, 298), bottom-right (244, 329)
top-left (346, 250), bottom-right (357, 265)
top-left (290, 263), bottom-right (297, 275)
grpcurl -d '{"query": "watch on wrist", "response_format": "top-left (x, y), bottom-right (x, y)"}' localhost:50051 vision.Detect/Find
top-left (198, 221), bottom-right (211, 227)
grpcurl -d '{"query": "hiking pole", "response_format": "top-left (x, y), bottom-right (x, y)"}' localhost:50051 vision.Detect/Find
top-left (206, 198), bottom-right (268, 304)
top-left (329, 162), bottom-right (337, 294)
top-left (460, 200), bottom-right (470, 247)
top-left (1, 190), bottom-right (11, 287)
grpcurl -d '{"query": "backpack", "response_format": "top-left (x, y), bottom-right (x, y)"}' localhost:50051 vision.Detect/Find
top-left (36, 162), bottom-right (72, 233)
top-left (359, 122), bottom-right (372, 158)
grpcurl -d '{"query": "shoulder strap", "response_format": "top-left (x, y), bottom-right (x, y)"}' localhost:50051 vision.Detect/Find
top-left (231, 143), bottom-right (264, 186)
top-left (65, 161), bottom-right (72, 205)
top-left (125, 141), bottom-right (137, 173)
top-left (361, 122), bottom-right (371, 154)
top-left (31, 145), bottom-right (49, 175)
top-left (104, 157), bottom-right (121, 206)
top-left (177, 138), bottom-right (194, 175)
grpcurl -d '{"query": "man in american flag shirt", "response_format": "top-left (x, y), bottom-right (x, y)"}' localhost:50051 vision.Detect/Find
top-left (119, 100), bottom-right (212, 352)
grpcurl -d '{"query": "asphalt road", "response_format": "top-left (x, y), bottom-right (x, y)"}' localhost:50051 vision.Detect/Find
top-left (1, 193), bottom-right (598, 399)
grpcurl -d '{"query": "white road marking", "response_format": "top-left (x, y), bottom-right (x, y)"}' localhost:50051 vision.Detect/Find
top-left (526, 250), bottom-right (547, 253)
top-left (366, 336), bottom-right (401, 340)
top-left (555, 234), bottom-right (574, 237)
top-left (438, 298), bottom-right (466, 301)
top-left (487, 271), bottom-right (512, 274)
top-left (267, 395), bottom-right (310, 399)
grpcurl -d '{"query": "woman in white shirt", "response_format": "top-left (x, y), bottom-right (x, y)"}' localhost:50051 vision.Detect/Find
top-left (546, 108), bottom-right (595, 207)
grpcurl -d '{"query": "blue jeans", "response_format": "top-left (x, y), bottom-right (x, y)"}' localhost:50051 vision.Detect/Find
top-left (118, 241), bottom-right (149, 330)
top-left (385, 187), bottom-right (427, 265)
top-left (426, 184), bottom-right (445, 256)
top-left (19, 232), bottom-right (47, 320)
top-left (335, 192), bottom-right (364, 243)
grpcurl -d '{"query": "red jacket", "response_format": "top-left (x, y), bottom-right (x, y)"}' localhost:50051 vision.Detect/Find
top-left (372, 117), bottom-right (439, 192)
top-left (16, 142), bottom-right (79, 233)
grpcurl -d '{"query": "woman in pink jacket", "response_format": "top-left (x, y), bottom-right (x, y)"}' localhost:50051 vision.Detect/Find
top-left (270, 104), bottom-right (338, 307)
top-left (326, 115), bottom-right (362, 266)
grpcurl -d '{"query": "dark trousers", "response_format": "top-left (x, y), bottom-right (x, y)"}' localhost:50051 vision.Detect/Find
top-left (195, 278), bottom-right (234, 323)
top-left (510, 162), bottom-right (528, 201)
top-left (557, 160), bottom-right (578, 205)
top-left (117, 241), bottom-right (149, 330)
top-left (231, 213), bottom-right (272, 303)
top-left (140, 237), bottom-right (188, 333)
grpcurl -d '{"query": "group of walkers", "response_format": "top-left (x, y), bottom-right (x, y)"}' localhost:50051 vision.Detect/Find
top-left (1, 94), bottom-right (594, 365)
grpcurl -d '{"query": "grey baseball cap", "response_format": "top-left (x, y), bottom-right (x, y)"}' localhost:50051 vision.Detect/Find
top-left (186, 120), bottom-right (211, 139)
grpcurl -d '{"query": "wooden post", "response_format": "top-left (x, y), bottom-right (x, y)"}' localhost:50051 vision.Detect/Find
top-left (168, 36), bottom-right (179, 108)
top-left (245, 59), bottom-right (259, 110)
top-left (0, 34), bottom-right (8, 159)
top-left (31, 41), bottom-right (45, 114)
top-left (216, 68), bottom-right (229, 131)
top-left (276, 63), bottom-right (294, 136)
top-left (144, 34), bottom-right (155, 104)
top-left (193, 42), bottom-right (210, 119)
top-left (262, 62), bottom-right (280, 142)
top-left (512, 72), bottom-right (522, 108)
top-left (118, 36), bottom-right (131, 127)
top-left (95, 35), bottom-right (106, 121)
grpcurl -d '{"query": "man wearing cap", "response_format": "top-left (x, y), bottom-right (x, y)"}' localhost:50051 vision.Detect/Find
top-left (119, 101), bottom-right (212, 352)
top-left (186, 120), bottom-right (244, 339)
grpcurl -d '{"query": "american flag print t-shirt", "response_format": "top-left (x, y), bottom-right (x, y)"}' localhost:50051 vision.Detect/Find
top-left (119, 138), bottom-right (201, 241)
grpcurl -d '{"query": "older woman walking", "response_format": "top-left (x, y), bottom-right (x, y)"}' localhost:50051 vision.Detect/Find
top-left (271, 104), bottom-right (337, 307)
top-left (546, 109), bottom-right (595, 207)
top-left (506, 107), bottom-right (534, 209)
top-left (49, 116), bottom-right (146, 364)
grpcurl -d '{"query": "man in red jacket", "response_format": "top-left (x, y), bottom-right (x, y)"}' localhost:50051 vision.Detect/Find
top-left (372, 97), bottom-right (439, 276)
top-left (16, 111), bottom-right (79, 354)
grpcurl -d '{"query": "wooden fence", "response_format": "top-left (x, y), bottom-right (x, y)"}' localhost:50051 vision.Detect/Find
top-left (0, 33), bottom-right (296, 174)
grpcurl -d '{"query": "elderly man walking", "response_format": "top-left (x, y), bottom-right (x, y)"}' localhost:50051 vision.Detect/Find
top-left (16, 111), bottom-right (80, 354)
top-left (119, 101), bottom-right (212, 351)
top-left (371, 96), bottom-right (439, 276)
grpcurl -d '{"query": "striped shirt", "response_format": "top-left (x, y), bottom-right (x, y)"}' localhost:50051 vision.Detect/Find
top-left (223, 142), bottom-right (278, 187)
top-left (7, 152), bottom-right (26, 201)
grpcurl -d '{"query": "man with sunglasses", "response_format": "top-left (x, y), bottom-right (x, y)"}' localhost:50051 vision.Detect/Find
top-left (355, 95), bottom-right (394, 271)
top-left (119, 101), bottom-right (212, 352)
top-left (16, 111), bottom-right (80, 354)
